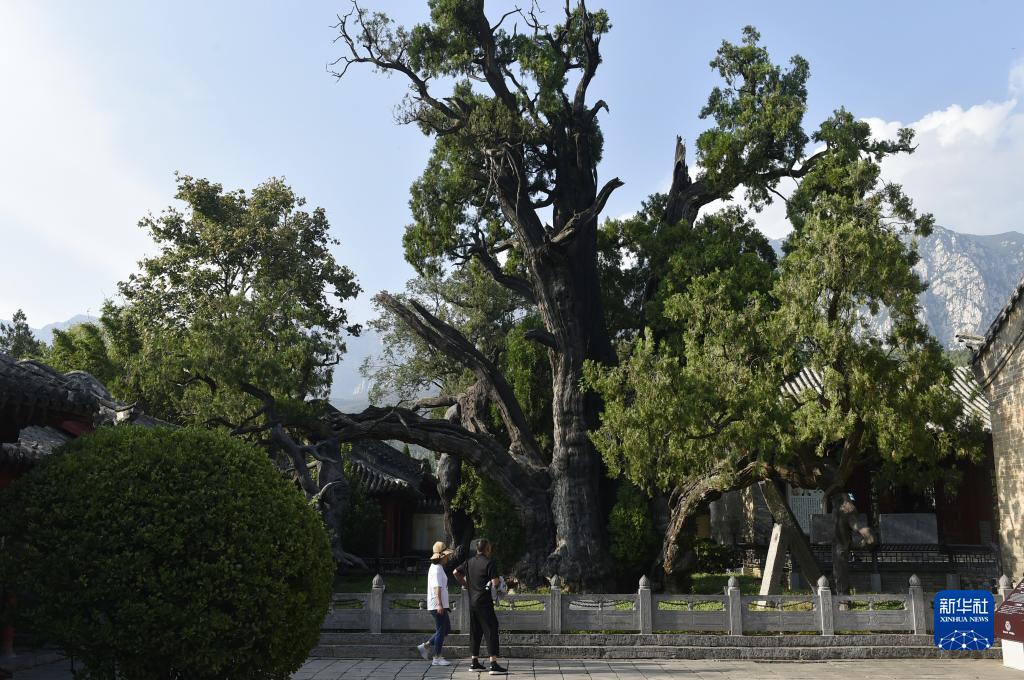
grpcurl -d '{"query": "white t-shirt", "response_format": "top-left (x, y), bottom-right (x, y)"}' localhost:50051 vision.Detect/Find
top-left (427, 563), bottom-right (449, 610)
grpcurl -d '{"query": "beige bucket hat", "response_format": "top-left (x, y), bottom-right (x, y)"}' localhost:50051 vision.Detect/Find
top-left (430, 541), bottom-right (455, 563)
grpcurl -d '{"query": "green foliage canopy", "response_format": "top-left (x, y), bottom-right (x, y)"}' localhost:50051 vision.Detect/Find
top-left (607, 483), bottom-right (659, 582)
top-left (587, 111), bottom-right (986, 504)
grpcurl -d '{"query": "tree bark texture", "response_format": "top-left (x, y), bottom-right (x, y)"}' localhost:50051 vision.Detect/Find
top-left (436, 452), bottom-right (474, 562)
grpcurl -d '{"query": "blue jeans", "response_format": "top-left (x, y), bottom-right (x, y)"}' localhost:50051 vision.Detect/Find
top-left (428, 609), bottom-right (450, 657)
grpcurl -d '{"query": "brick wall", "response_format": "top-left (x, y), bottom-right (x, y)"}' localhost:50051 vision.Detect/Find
top-left (974, 298), bottom-right (1024, 581)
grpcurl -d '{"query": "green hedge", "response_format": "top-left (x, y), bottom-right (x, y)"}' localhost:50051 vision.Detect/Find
top-left (0, 425), bottom-right (333, 680)
top-left (694, 538), bottom-right (741, 573)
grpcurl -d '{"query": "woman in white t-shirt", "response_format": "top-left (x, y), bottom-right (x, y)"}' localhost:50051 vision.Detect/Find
top-left (417, 541), bottom-right (455, 665)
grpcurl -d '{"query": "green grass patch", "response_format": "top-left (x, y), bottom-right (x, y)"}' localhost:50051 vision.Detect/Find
top-left (495, 599), bottom-right (545, 612)
top-left (658, 599), bottom-right (725, 611)
top-left (746, 599), bottom-right (815, 612)
top-left (840, 599), bottom-right (905, 611)
top-left (690, 573), bottom-right (760, 595)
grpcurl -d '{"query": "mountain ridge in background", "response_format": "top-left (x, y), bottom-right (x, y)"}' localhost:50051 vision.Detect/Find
top-left (769, 225), bottom-right (1024, 349)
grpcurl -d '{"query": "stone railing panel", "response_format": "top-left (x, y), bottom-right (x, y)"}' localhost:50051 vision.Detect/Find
top-left (323, 593), bottom-right (370, 629)
top-left (381, 592), bottom-right (437, 631)
top-left (832, 594), bottom-right (911, 632)
top-left (742, 594), bottom-right (817, 632)
top-left (652, 595), bottom-right (728, 632)
top-left (494, 594), bottom-right (548, 631)
top-left (562, 594), bottom-right (637, 632)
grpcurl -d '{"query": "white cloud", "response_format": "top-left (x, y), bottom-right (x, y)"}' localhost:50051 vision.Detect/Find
top-left (865, 92), bottom-right (1024, 234)
top-left (0, 3), bottom-right (163, 323)
top-left (1010, 60), bottom-right (1024, 99)
top-left (701, 65), bottom-right (1024, 242)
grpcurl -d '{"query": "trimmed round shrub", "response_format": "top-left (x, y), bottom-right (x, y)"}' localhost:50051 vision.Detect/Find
top-left (0, 425), bottom-right (333, 680)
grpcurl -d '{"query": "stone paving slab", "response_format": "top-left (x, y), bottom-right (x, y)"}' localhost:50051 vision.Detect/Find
top-left (8, 656), bottom-right (1020, 679)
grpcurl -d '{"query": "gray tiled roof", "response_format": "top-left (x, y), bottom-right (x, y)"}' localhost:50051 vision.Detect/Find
top-left (347, 438), bottom-right (429, 497)
top-left (781, 365), bottom-right (991, 431)
top-left (977, 271), bottom-right (1024, 357)
top-left (0, 353), bottom-right (99, 429)
top-left (0, 425), bottom-right (74, 467)
top-left (0, 353), bottom-right (173, 468)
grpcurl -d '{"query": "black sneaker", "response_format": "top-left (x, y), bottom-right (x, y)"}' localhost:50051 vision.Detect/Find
top-left (467, 660), bottom-right (487, 672)
top-left (488, 661), bottom-right (507, 675)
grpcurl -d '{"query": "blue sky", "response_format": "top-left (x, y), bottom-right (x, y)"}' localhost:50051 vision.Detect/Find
top-left (2, 0), bottom-right (1023, 338)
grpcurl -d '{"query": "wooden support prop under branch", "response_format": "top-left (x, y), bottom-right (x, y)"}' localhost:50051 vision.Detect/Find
top-left (758, 481), bottom-right (823, 593)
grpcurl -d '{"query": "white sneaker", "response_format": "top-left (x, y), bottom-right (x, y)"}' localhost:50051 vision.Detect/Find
top-left (432, 657), bottom-right (452, 666)
top-left (417, 642), bottom-right (430, 660)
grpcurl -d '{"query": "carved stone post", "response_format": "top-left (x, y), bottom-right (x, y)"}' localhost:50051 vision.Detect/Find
top-left (638, 575), bottom-right (653, 634)
top-left (998, 574), bottom-right (1013, 606)
top-left (549, 575), bottom-right (563, 634)
top-left (908, 574), bottom-right (927, 635)
top-left (727, 576), bottom-right (743, 635)
top-left (369, 574), bottom-right (385, 634)
top-left (817, 575), bottom-right (835, 635)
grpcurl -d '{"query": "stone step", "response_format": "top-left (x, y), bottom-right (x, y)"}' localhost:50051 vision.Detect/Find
top-left (320, 632), bottom-right (946, 648)
top-left (311, 642), bottom-right (1001, 661)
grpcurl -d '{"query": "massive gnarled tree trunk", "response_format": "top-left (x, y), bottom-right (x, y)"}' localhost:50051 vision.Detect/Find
top-left (655, 460), bottom-right (762, 590)
top-left (328, 1), bottom-right (622, 588)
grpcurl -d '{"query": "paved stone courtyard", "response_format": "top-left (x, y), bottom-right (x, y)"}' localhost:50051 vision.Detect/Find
top-left (10, 657), bottom-right (1020, 679)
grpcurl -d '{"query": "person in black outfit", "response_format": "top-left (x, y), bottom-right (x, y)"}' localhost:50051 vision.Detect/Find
top-left (453, 538), bottom-right (506, 675)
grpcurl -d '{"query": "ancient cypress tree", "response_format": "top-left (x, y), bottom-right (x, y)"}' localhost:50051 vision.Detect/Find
top-left (326, 7), bottom-right (921, 588)
top-left (328, 0), bottom-right (627, 587)
top-left (586, 113), bottom-right (989, 592)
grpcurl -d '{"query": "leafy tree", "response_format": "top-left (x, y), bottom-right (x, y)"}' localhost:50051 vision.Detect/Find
top-left (340, 459), bottom-right (386, 556)
top-left (598, 203), bottom-right (777, 344)
top-left (0, 309), bottom-right (44, 359)
top-left (90, 175), bottom-right (365, 568)
top-left (587, 113), bottom-right (987, 592)
top-left (46, 322), bottom-right (122, 388)
top-left (106, 174), bottom-right (360, 427)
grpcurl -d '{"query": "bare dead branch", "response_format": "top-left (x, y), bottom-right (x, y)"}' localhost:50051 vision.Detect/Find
top-left (550, 176), bottom-right (624, 244)
top-left (377, 292), bottom-right (546, 466)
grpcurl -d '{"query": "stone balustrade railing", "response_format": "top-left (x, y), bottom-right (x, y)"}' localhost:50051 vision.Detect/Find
top-left (323, 573), bottom-right (1017, 637)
